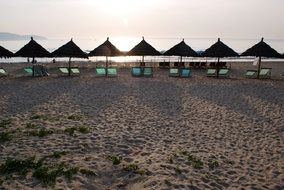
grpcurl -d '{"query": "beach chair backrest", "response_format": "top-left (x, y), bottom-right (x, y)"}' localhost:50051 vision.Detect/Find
top-left (96, 68), bottom-right (106, 76)
top-left (180, 69), bottom-right (191, 78)
top-left (71, 68), bottom-right (80, 74)
top-left (245, 70), bottom-right (257, 77)
top-left (59, 67), bottom-right (69, 74)
top-left (219, 69), bottom-right (229, 75)
top-left (143, 67), bottom-right (153, 77)
top-left (132, 67), bottom-right (142, 76)
top-left (107, 68), bottom-right (118, 76)
top-left (170, 68), bottom-right (178, 74)
top-left (0, 68), bottom-right (6, 75)
top-left (207, 69), bottom-right (216, 75)
top-left (259, 68), bottom-right (271, 76)
top-left (24, 67), bottom-right (33, 75)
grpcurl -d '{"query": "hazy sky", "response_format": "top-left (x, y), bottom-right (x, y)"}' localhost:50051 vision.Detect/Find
top-left (0, 0), bottom-right (284, 51)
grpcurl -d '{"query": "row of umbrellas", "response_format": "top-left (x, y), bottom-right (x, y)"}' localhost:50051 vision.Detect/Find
top-left (0, 37), bottom-right (283, 77)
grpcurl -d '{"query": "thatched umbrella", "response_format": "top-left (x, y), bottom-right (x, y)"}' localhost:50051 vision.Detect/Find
top-left (128, 37), bottom-right (161, 66)
top-left (202, 38), bottom-right (239, 78)
top-left (241, 38), bottom-right (281, 78)
top-left (164, 39), bottom-right (199, 67)
top-left (52, 38), bottom-right (88, 76)
top-left (15, 37), bottom-right (50, 76)
top-left (88, 37), bottom-right (123, 72)
top-left (0, 46), bottom-right (13, 58)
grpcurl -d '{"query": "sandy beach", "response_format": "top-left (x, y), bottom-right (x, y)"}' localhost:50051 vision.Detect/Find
top-left (0, 62), bottom-right (284, 190)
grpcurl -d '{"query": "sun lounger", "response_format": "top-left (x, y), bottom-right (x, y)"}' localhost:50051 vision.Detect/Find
top-left (259, 68), bottom-right (271, 79)
top-left (0, 68), bottom-right (8, 77)
top-left (107, 68), bottom-right (118, 77)
top-left (96, 68), bottom-right (106, 77)
top-left (59, 67), bottom-right (69, 74)
top-left (245, 70), bottom-right (257, 78)
top-left (206, 68), bottom-right (217, 77)
top-left (180, 68), bottom-right (191, 78)
top-left (143, 67), bottom-right (153, 77)
top-left (169, 68), bottom-right (180, 77)
top-left (132, 67), bottom-right (142, 77)
top-left (24, 67), bottom-right (33, 76)
top-left (219, 68), bottom-right (229, 78)
top-left (70, 67), bottom-right (80, 74)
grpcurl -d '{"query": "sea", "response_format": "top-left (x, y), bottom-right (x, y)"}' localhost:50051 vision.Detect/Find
top-left (1, 37), bottom-right (283, 63)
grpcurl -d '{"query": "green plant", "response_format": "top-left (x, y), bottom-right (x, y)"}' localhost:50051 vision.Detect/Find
top-left (64, 127), bottom-right (76, 136)
top-left (107, 155), bottom-right (122, 165)
top-left (51, 151), bottom-right (67, 159)
top-left (0, 119), bottom-right (12, 128)
top-left (26, 123), bottom-right (37, 128)
top-left (192, 159), bottom-right (204, 169)
top-left (67, 114), bottom-right (82, 121)
top-left (29, 129), bottom-right (54, 137)
top-left (174, 167), bottom-right (182, 174)
top-left (165, 179), bottom-right (172, 186)
top-left (0, 132), bottom-right (12, 142)
top-left (78, 126), bottom-right (90, 134)
top-left (79, 169), bottom-right (97, 176)
top-left (208, 160), bottom-right (219, 169)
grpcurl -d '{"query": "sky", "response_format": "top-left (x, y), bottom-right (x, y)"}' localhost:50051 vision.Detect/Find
top-left (0, 0), bottom-right (284, 51)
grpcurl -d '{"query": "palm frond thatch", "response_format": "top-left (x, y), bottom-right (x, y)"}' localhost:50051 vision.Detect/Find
top-left (88, 37), bottom-right (123, 57)
top-left (14, 37), bottom-right (50, 58)
top-left (241, 38), bottom-right (281, 58)
top-left (52, 39), bottom-right (88, 58)
top-left (202, 38), bottom-right (239, 58)
top-left (0, 46), bottom-right (13, 58)
top-left (164, 39), bottom-right (199, 57)
top-left (128, 37), bottom-right (161, 56)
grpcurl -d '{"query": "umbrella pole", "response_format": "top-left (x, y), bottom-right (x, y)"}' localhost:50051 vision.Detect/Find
top-left (106, 56), bottom-right (108, 75)
top-left (257, 56), bottom-right (261, 79)
top-left (142, 56), bottom-right (145, 67)
top-left (180, 56), bottom-right (183, 67)
top-left (32, 57), bottom-right (35, 77)
top-left (217, 57), bottom-right (220, 78)
top-left (68, 57), bottom-right (71, 76)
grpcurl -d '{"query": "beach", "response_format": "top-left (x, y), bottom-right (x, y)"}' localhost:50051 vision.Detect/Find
top-left (0, 62), bottom-right (284, 190)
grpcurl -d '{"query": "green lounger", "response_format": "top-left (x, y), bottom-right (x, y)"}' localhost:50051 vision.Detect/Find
top-left (259, 68), bottom-right (271, 79)
top-left (0, 68), bottom-right (8, 77)
top-left (206, 68), bottom-right (217, 77)
top-left (71, 67), bottom-right (80, 74)
top-left (245, 70), bottom-right (257, 78)
top-left (24, 67), bottom-right (33, 75)
top-left (219, 68), bottom-right (229, 78)
top-left (180, 68), bottom-right (191, 78)
top-left (169, 68), bottom-right (179, 77)
top-left (132, 67), bottom-right (142, 77)
top-left (59, 67), bottom-right (69, 74)
top-left (143, 67), bottom-right (153, 77)
top-left (107, 68), bottom-right (118, 77)
top-left (96, 68), bottom-right (106, 77)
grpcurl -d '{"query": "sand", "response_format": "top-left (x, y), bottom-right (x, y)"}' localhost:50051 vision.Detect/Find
top-left (0, 62), bottom-right (284, 190)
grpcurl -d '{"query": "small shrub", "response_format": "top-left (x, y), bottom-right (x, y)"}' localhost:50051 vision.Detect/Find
top-left (0, 132), bottom-right (12, 142)
top-left (79, 169), bottom-right (97, 176)
top-left (29, 129), bottom-right (54, 137)
top-left (107, 155), bottom-right (122, 165)
top-left (165, 179), bottom-right (172, 186)
top-left (78, 126), bottom-right (90, 134)
top-left (174, 167), bottom-right (182, 174)
top-left (64, 127), bottom-right (76, 136)
top-left (26, 123), bottom-right (37, 128)
top-left (208, 160), bottom-right (219, 169)
top-left (51, 151), bottom-right (67, 159)
top-left (67, 115), bottom-right (82, 121)
top-left (0, 119), bottom-right (12, 128)
top-left (192, 159), bottom-right (204, 169)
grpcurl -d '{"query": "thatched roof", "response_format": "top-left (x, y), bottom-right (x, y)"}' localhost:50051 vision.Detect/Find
top-left (241, 38), bottom-right (281, 58)
top-left (128, 37), bottom-right (161, 56)
top-left (89, 37), bottom-right (123, 57)
top-left (0, 46), bottom-right (13, 58)
top-left (52, 39), bottom-right (88, 58)
top-left (164, 39), bottom-right (199, 57)
top-left (202, 38), bottom-right (239, 58)
top-left (14, 37), bottom-right (50, 57)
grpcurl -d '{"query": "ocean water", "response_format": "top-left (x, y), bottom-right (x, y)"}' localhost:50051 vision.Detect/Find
top-left (1, 37), bottom-right (283, 63)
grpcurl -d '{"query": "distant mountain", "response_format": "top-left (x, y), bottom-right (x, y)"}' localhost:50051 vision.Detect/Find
top-left (0, 32), bottom-right (47, 41)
